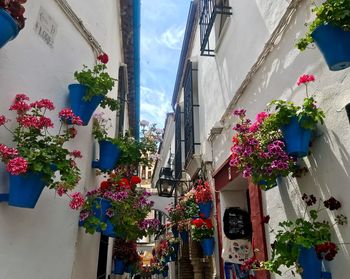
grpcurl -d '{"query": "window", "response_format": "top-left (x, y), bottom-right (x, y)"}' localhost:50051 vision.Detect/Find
top-left (183, 61), bottom-right (200, 168)
top-left (174, 105), bottom-right (183, 180)
top-left (199, 0), bottom-right (232, 56)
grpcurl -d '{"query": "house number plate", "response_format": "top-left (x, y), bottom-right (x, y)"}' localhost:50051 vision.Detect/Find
top-left (34, 7), bottom-right (58, 48)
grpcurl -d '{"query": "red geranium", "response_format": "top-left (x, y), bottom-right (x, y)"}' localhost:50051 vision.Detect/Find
top-left (130, 176), bottom-right (141, 185)
top-left (118, 178), bottom-right (131, 189)
top-left (194, 180), bottom-right (212, 203)
top-left (97, 53), bottom-right (109, 64)
top-left (100, 181), bottom-right (110, 191)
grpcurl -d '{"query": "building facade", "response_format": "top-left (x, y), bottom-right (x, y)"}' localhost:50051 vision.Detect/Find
top-left (0, 1), bottom-right (139, 278)
top-left (154, 0), bottom-right (350, 278)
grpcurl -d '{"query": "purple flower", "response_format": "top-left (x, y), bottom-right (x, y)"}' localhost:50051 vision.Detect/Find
top-left (79, 211), bottom-right (90, 221)
top-left (233, 109), bottom-right (246, 117)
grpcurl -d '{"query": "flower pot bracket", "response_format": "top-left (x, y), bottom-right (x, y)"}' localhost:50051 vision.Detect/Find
top-left (0, 193), bottom-right (9, 202)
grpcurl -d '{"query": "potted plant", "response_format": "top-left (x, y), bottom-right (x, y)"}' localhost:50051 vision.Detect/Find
top-left (0, 0), bottom-right (26, 48)
top-left (194, 179), bottom-right (213, 218)
top-left (74, 174), bottom-right (158, 240)
top-left (0, 94), bottom-right (82, 208)
top-left (69, 53), bottom-right (119, 125)
top-left (91, 113), bottom-right (121, 171)
top-left (261, 194), bottom-right (347, 278)
top-left (268, 74), bottom-right (325, 158)
top-left (167, 202), bottom-right (185, 237)
top-left (230, 109), bottom-right (298, 190)
top-left (191, 218), bottom-right (215, 256)
top-left (296, 0), bottom-right (350, 71)
top-left (166, 234), bottom-right (180, 261)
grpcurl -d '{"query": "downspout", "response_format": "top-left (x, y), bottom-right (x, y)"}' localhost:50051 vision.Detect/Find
top-left (133, 0), bottom-right (141, 140)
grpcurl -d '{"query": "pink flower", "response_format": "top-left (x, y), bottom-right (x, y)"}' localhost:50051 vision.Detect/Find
top-left (6, 157), bottom-right (28, 175)
top-left (69, 192), bottom-right (85, 210)
top-left (14, 94), bottom-right (29, 101)
top-left (38, 116), bottom-right (54, 128)
top-left (97, 53), bottom-right (109, 64)
top-left (297, 74), bottom-right (315, 86)
top-left (70, 150), bottom-right (82, 158)
top-left (56, 186), bottom-right (67, 197)
top-left (59, 108), bottom-right (74, 121)
top-left (30, 99), bottom-right (55, 110)
top-left (71, 116), bottom-right (83, 126)
top-left (10, 100), bottom-right (30, 113)
top-left (0, 115), bottom-right (7, 126)
top-left (68, 127), bottom-right (77, 138)
top-left (0, 144), bottom-right (19, 159)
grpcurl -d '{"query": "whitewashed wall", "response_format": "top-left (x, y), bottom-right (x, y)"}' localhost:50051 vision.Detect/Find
top-left (0, 1), bottom-right (124, 278)
top-left (179, 0), bottom-right (350, 278)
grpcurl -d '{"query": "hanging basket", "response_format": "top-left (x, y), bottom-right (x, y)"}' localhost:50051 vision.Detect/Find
top-left (0, 9), bottom-right (19, 49)
top-left (312, 24), bottom-right (350, 71)
top-left (113, 259), bottom-right (125, 275)
top-left (297, 247), bottom-right (322, 279)
top-left (91, 140), bottom-right (121, 171)
top-left (281, 117), bottom-right (312, 158)
top-left (200, 237), bottom-right (214, 256)
top-left (8, 172), bottom-right (46, 208)
top-left (92, 198), bottom-right (111, 232)
top-left (68, 84), bottom-right (104, 126)
top-left (198, 201), bottom-right (213, 218)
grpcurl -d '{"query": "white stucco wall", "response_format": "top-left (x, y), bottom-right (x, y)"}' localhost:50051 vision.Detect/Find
top-left (178, 0), bottom-right (350, 278)
top-left (0, 1), bottom-right (124, 278)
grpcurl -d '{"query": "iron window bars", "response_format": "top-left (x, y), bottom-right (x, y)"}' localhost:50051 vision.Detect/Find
top-left (199, 0), bottom-right (232, 56)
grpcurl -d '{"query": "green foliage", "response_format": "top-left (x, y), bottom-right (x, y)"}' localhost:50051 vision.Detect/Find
top-left (74, 64), bottom-right (119, 111)
top-left (296, 0), bottom-right (350, 50)
top-left (268, 96), bottom-right (325, 130)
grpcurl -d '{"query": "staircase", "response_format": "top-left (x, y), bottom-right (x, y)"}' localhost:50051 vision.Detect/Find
top-left (179, 243), bottom-right (195, 279)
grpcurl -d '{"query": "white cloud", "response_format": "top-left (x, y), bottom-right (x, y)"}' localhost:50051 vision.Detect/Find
top-left (158, 26), bottom-right (185, 50)
top-left (140, 86), bottom-right (172, 126)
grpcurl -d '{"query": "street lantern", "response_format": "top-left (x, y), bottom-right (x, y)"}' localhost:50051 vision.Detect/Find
top-left (156, 167), bottom-right (176, 197)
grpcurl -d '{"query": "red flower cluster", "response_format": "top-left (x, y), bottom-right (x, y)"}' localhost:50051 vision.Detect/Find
top-left (241, 256), bottom-right (261, 272)
top-left (30, 99), bottom-right (55, 110)
top-left (194, 180), bottom-right (212, 203)
top-left (97, 53), bottom-right (109, 64)
top-left (297, 74), bottom-right (315, 86)
top-left (6, 156), bottom-right (28, 175)
top-left (17, 115), bottom-right (54, 129)
top-left (192, 218), bottom-right (213, 229)
top-left (70, 150), bottom-right (83, 158)
top-left (315, 241), bottom-right (338, 261)
top-left (69, 192), bottom-right (85, 210)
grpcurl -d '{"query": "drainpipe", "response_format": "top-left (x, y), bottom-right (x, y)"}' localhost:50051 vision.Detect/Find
top-left (133, 0), bottom-right (141, 140)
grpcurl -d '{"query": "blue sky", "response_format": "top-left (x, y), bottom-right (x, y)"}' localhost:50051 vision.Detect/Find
top-left (140, 0), bottom-right (190, 127)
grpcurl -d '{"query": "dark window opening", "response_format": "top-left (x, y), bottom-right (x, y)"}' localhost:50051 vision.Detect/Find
top-left (97, 235), bottom-right (109, 279)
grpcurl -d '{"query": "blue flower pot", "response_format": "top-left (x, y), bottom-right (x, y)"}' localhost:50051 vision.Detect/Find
top-left (198, 201), bottom-right (212, 218)
top-left (91, 140), bottom-right (121, 171)
top-left (68, 84), bottom-right (104, 126)
top-left (312, 24), bottom-right (350, 71)
top-left (171, 226), bottom-right (179, 238)
top-left (258, 179), bottom-right (278, 191)
top-left (101, 219), bottom-right (116, 238)
top-left (170, 253), bottom-right (177, 261)
top-left (162, 270), bottom-right (169, 277)
top-left (281, 117), bottom-right (312, 158)
top-left (201, 237), bottom-right (214, 256)
top-left (180, 231), bottom-right (189, 244)
top-left (8, 172), bottom-right (46, 208)
top-left (0, 9), bottom-right (19, 48)
top-left (113, 259), bottom-right (125, 275)
top-left (92, 198), bottom-right (111, 232)
top-left (298, 247), bottom-right (322, 279)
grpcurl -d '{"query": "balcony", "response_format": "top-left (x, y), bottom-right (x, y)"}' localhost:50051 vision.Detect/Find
top-left (199, 0), bottom-right (232, 56)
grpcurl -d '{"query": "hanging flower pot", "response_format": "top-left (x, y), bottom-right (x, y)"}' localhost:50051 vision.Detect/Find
top-left (311, 24), bottom-right (350, 71)
top-left (180, 231), bottom-right (189, 244)
top-left (0, 9), bottom-right (19, 48)
top-left (91, 140), bottom-right (121, 171)
top-left (257, 179), bottom-right (278, 191)
top-left (170, 253), bottom-right (177, 261)
top-left (171, 225), bottom-right (179, 238)
top-left (297, 247), bottom-right (322, 279)
top-left (92, 197), bottom-right (111, 232)
top-left (171, 242), bottom-right (179, 254)
top-left (281, 117), bottom-right (312, 158)
top-left (101, 219), bottom-right (116, 238)
top-left (68, 84), bottom-right (104, 126)
top-left (198, 201), bottom-right (212, 218)
top-left (113, 259), bottom-right (125, 275)
top-left (162, 269), bottom-right (169, 277)
top-left (200, 237), bottom-right (214, 256)
top-left (8, 172), bottom-right (46, 208)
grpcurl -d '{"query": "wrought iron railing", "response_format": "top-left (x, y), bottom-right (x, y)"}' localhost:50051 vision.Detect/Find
top-left (199, 0), bottom-right (232, 56)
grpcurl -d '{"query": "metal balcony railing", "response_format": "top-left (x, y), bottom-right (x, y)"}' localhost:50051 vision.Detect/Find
top-left (199, 0), bottom-right (232, 56)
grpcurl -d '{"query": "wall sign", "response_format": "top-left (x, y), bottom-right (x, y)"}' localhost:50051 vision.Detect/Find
top-left (223, 207), bottom-right (252, 240)
top-left (34, 7), bottom-right (58, 48)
